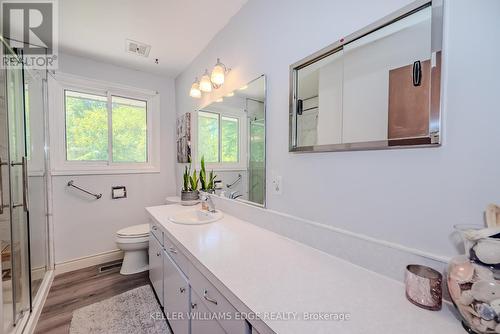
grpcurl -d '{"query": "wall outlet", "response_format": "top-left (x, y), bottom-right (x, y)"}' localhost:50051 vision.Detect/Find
top-left (272, 176), bottom-right (282, 195)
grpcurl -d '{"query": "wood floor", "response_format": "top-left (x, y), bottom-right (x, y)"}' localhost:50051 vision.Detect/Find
top-left (35, 262), bottom-right (150, 334)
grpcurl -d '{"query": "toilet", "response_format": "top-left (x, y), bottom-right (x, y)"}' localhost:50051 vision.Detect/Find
top-left (115, 224), bottom-right (150, 275)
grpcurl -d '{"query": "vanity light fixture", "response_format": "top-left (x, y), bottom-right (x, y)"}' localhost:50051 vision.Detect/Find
top-left (189, 58), bottom-right (231, 98)
top-left (225, 92), bottom-right (234, 97)
top-left (211, 58), bottom-right (228, 87)
top-left (199, 69), bottom-right (213, 93)
top-left (189, 78), bottom-right (202, 98)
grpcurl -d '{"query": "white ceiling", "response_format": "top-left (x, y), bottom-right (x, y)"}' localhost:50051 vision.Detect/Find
top-left (59, 0), bottom-right (248, 78)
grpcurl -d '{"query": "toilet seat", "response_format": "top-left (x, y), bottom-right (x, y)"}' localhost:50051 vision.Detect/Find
top-left (116, 235), bottom-right (149, 243)
top-left (116, 224), bottom-right (150, 238)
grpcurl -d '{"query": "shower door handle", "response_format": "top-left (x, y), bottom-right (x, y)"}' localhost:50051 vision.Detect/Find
top-left (11, 157), bottom-right (29, 212)
top-left (0, 158), bottom-right (8, 214)
top-left (21, 156), bottom-right (28, 212)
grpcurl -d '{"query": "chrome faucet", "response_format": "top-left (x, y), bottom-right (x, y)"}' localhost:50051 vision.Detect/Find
top-left (229, 191), bottom-right (243, 200)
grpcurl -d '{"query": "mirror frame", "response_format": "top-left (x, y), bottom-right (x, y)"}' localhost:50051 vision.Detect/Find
top-left (289, 0), bottom-right (443, 153)
top-left (195, 74), bottom-right (267, 208)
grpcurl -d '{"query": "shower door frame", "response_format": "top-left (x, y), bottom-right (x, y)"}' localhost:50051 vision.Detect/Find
top-left (0, 37), bottom-right (54, 333)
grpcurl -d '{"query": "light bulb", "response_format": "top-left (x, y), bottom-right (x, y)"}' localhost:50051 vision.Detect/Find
top-left (239, 85), bottom-right (248, 90)
top-left (216, 97), bottom-right (223, 102)
top-left (199, 69), bottom-right (212, 92)
top-left (189, 79), bottom-right (201, 98)
top-left (225, 92), bottom-right (234, 97)
top-left (211, 58), bottom-right (226, 86)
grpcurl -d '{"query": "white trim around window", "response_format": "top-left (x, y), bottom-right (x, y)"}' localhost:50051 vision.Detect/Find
top-left (48, 72), bottom-right (161, 175)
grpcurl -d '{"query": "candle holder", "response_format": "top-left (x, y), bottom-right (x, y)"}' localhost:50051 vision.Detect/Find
top-left (405, 264), bottom-right (443, 311)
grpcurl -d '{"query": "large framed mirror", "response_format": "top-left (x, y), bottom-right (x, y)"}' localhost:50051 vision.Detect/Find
top-left (193, 75), bottom-right (266, 206)
top-left (289, 0), bottom-right (443, 152)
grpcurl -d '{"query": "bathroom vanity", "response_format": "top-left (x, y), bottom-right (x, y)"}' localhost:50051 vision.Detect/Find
top-left (147, 204), bottom-right (461, 334)
top-left (148, 208), bottom-right (250, 334)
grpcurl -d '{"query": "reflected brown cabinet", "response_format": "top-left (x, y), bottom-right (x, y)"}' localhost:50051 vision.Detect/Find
top-left (388, 59), bottom-right (431, 139)
top-left (388, 52), bottom-right (441, 139)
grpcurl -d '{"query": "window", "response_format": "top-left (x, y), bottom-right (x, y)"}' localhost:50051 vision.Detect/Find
top-left (49, 74), bottom-right (159, 175)
top-left (198, 111), bottom-right (241, 166)
top-left (198, 111), bottom-right (219, 163)
top-left (64, 92), bottom-right (148, 163)
top-left (65, 91), bottom-right (108, 161)
top-left (112, 96), bottom-right (147, 163)
top-left (221, 116), bottom-right (238, 162)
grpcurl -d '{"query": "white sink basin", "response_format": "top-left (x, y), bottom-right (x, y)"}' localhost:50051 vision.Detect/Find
top-left (169, 210), bottom-right (223, 225)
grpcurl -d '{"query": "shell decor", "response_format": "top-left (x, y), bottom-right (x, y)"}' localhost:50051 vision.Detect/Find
top-left (448, 225), bottom-right (500, 334)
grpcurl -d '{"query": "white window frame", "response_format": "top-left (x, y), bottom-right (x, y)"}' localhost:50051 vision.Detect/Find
top-left (193, 109), bottom-right (247, 171)
top-left (48, 73), bottom-right (160, 175)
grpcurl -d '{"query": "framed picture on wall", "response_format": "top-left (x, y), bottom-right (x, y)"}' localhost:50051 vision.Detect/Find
top-left (176, 112), bottom-right (191, 163)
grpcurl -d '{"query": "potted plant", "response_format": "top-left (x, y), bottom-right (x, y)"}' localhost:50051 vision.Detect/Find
top-left (199, 156), bottom-right (217, 194)
top-left (181, 165), bottom-right (199, 201)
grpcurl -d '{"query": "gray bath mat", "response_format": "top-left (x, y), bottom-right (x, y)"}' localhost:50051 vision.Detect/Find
top-left (70, 285), bottom-right (170, 334)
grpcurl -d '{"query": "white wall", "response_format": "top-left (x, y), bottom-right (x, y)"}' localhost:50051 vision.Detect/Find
top-left (175, 0), bottom-right (500, 262)
top-left (51, 53), bottom-right (177, 264)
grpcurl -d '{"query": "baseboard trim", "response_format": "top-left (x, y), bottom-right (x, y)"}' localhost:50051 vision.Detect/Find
top-left (31, 266), bottom-right (47, 281)
top-left (55, 250), bottom-right (124, 275)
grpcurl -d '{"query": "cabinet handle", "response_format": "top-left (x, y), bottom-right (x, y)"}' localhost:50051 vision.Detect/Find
top-left (179, 287), bottom-right (186, 293)
top-left (297, 99), bottom-right (303, 116)
top-left (156, 252), bottom-right (161, 257)
top-left (191, 303), bottom-right (197, 309)
top-left (203, 289), bottom-right (218, 305)
top-left (168, 247), bottom-right (178, 254)
top-left (413, 60), bottom-right (422, 87)
top-left (152, 226), bottom-right (157, 231)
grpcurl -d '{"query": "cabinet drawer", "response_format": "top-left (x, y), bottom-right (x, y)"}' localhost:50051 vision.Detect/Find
top-left (148, 234), bottom-right (163, 307)
top-left (191, 290), bottom-right (227, 334)
top-left (163, 251), bottom-right (190, 334)
top-left (163, 233), bottom-right (189, 277)
top-left (190, 266), bottom-right (249, 334)
top-left (150, 220), bottom-right (163, 246)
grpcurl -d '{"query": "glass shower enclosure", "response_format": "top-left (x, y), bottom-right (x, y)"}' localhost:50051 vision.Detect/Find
top-left (0, 38), bottom-right (50, 332)
top-left (247, 98), bottom-right (265, 205)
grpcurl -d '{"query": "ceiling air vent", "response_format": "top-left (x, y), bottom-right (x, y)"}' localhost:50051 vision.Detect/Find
top-left (125, 39), bottom-right (151, 57)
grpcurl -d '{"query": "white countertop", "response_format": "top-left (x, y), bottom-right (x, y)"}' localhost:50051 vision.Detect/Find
top-left (146, 204), bottom-right (462, 334)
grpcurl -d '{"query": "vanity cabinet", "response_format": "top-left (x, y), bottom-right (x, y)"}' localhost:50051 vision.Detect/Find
top-left (163, 250), bottom-right (190, 334)
top-left (149, 225), bottom-right (253, 334)
top-left (149, 233), bottom-right (164, 307)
